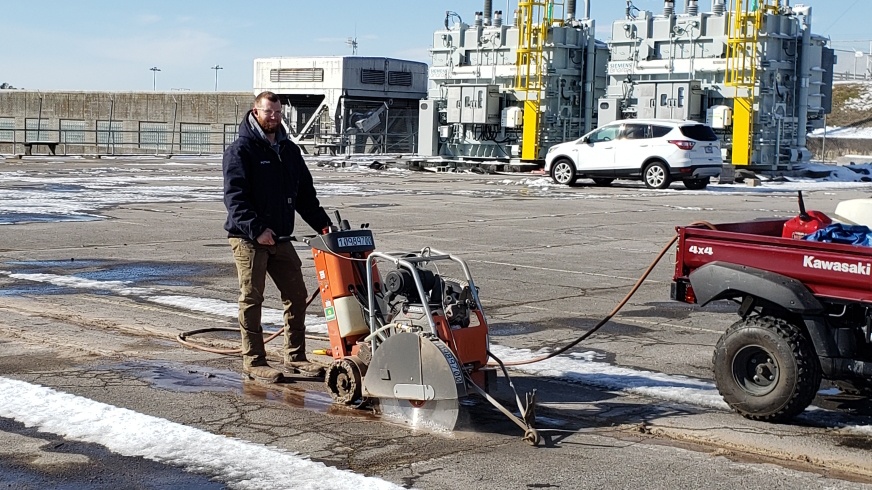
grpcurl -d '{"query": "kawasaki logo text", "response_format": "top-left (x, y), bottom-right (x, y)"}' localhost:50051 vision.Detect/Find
top-left (803, 256), bottom-right (871, 275)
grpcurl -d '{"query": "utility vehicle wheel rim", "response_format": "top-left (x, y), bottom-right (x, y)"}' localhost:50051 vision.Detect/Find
top-left (646, 165), bottom-right (666, 188)
top-left (732, 344), bottom-right (779, 396)
top-left (552, 161), bottom-right (574, 184)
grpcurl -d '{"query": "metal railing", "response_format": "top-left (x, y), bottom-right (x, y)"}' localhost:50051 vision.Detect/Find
top-left (1, 110), bottom-right (421, 158)
top-left (0, 126), bottom-right (239, 156)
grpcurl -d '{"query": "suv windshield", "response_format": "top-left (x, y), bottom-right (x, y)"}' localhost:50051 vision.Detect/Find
top-left (679, 124), bottom-right (717, 141)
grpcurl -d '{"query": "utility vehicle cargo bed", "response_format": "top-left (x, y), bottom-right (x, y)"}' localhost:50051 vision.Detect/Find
top-left (673, 219), bottom-right (872, 303)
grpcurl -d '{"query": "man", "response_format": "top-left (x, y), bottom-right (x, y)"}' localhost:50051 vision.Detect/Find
top-left (223, 91), bottom-right (331, 383)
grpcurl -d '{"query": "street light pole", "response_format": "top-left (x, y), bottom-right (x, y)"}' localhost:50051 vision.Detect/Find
top-left (150, 66), bottom-right (161, 91)
top-left (211, 65), bottom-right (223, 91)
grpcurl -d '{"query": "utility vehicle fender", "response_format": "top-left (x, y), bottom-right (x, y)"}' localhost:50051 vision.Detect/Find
top-left (688, 262), bottom-right (823, 314)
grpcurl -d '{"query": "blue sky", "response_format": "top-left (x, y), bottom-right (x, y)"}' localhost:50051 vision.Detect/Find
top-left (0, 0), bottom-right (866, 92)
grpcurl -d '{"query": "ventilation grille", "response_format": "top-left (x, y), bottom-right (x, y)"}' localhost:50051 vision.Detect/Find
top-left (270, 68), bottom-right (324, 83)
top-left (361, 69), bottom-right (385, 85)
top-left (388, 71), bottom-right (412, 86)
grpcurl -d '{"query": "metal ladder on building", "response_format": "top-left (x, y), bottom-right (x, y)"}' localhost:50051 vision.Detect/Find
top-left (725, 0), bottom-right (779, 166)
top-left (514, 1), bottom-right (562, 162)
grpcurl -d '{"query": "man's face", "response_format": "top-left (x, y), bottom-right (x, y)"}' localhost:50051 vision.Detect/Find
top-left (253, 99), bottom-right (282, 134)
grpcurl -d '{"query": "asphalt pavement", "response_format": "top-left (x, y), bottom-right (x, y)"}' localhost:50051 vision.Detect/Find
top-left (1, 155), bottom-right (871, 489)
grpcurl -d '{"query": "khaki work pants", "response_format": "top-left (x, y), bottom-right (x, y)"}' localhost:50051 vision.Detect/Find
top-left (229, 238), bottom-right (309, 368)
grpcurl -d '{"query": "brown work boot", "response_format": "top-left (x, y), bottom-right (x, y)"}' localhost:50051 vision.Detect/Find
top-left (243, 364), bottom-right (283, 383)
top-left (284, 360), bottom-right (325, 378)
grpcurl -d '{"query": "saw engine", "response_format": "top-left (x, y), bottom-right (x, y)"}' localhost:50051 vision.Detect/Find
top-left (306, 213), bottom-right (538, 444)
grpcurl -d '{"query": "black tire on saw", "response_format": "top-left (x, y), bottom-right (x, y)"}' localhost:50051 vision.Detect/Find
top-left (712, 315), bottom-right (821, 422)
top-left (325, 359), bottom-right (362, 405)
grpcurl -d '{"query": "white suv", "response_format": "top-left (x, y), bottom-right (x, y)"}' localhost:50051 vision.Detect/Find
top-left (544, 119), bottom-right (722, 189)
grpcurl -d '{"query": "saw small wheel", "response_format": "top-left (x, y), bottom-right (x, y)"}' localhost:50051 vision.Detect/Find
top-left (325, 359), bottom-right (362, 405)
top-left (523, 428), bottom-right (540, 446)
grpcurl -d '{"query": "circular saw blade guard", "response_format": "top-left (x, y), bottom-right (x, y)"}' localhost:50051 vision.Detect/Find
top-left (363, 332), bottom-right (466, 429)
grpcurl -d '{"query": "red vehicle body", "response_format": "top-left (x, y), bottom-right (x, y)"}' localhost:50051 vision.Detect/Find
top-left (672, 219), bottom-right (872, 422)
top-left (674, 219), bottom-right (872, 303)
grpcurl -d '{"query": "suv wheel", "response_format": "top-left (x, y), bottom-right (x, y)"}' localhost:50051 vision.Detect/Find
top-left (713, 315), bottom-right (821, 422)
top-left (550, 159), bottom-right (577, 185)
top-left (683, 178), bottom-right (709, 190)
top-left (643, 162), bottom-right (671, 189)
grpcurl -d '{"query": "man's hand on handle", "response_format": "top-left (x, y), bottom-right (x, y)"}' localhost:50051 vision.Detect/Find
top-left (256, 228), bottom-right (275, 246)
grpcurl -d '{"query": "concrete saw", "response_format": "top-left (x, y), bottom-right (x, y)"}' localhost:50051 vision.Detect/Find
top-left (306, 212), bottom-right (539, 444)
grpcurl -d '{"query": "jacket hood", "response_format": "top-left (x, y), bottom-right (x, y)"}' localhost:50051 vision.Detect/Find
top-left (238, 109), bottom-right (289, 144)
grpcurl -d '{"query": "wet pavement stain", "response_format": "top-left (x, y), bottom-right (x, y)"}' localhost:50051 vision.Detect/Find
top-left (489, 322), bottom-right (549, 336)
top-left (7, 259), bottom-right (107, 268)
top-left (0, 284), bottom-right (73, 297)
top-left (39, 183), bottom-right (88, 192)
top-left (79, 263), bottom-right (198, 286)
top-left (104, 360), bottom-right (381, 421)
top-left (347, 203), bottom-right (400, 209)
top-left (0, 213), bottom-right (101, 225)
top-left (838, 436), bottom-right (872, 450)
top-left (240, 380), bottom-right (378, 421)
top-left (3, 260), bottom-right (201, 289)
top-left (106, 361), bottom-right (241, 393)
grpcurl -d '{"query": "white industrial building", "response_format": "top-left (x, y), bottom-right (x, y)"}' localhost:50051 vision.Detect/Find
top-left (253, 56), bottom-right (427, 155)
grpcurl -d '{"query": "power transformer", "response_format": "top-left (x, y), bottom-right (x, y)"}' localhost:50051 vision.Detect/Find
top-left (419, 0), bottom-right (608, 163)
top-left (601, 0), bottom-right (834, 170)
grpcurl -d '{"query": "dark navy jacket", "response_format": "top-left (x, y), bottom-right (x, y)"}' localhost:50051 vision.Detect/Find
top-left (223, 111), bottom-right (331, 241)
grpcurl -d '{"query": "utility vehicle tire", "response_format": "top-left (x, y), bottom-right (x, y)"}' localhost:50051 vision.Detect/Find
top-left (592, 178), bottom-right (614, 186)
top-left (683, 178), bottom-right (709, 190)
top-left (643, 161), bottom-right (671, 189)
top-left (712, 315), bottom-right (821, 422)
top-left (550, 159), bottom-right (577, 185)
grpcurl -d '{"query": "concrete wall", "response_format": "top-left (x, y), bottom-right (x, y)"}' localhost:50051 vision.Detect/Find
top-left (0, 90), bottom-right (254, 155)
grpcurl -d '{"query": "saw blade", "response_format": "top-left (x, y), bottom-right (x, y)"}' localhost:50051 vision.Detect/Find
top-left (378, 397), bottom-right (460, 432)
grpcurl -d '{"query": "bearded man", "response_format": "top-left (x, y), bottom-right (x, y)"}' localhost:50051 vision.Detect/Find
top-left (222, 91), bottom-right (331, 382)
